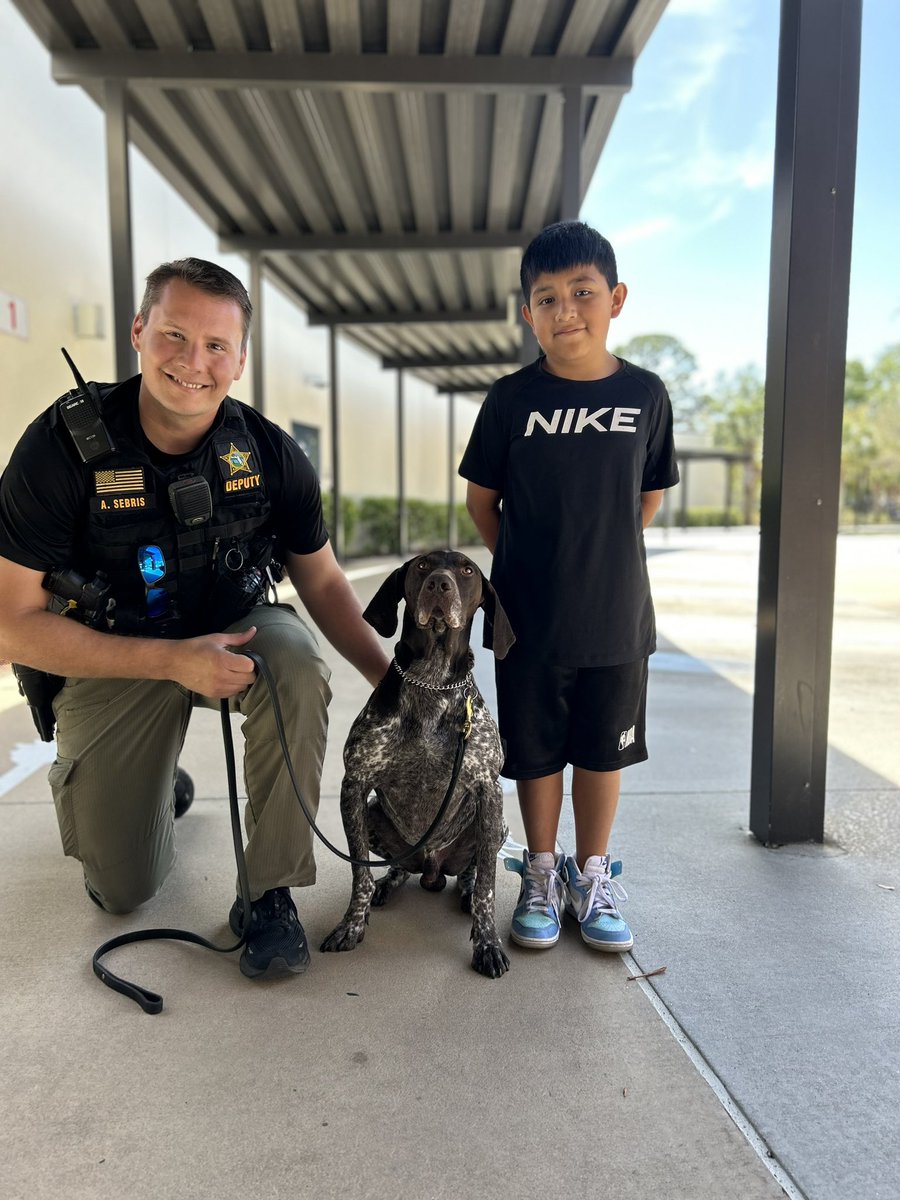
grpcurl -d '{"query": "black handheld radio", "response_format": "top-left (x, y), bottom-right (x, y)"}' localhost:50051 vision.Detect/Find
top-left (58, 347), bottom-right (116, 463)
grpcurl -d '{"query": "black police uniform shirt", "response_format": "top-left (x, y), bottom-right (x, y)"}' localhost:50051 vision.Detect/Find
top-left (0, 376), bottom-right (327, 634)
top-left (458, 357), bottom-right (679, 668)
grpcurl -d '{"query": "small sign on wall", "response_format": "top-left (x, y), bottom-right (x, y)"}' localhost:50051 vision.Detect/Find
top-left (0, 291), bottom-right (29, 339)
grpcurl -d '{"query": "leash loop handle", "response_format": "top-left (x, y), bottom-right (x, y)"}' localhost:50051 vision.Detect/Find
top-left (91, 652), bottom-right (470, 1012)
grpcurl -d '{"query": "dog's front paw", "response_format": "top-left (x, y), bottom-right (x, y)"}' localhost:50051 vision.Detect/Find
top-left (471, 941), bottom-right (510, 978)
top-left (320, 922), bottom-right (366, 953)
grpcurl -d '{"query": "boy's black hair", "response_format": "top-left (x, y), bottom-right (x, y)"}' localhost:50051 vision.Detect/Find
top-left (520, 220), bottom-right (618, 303)
top-left (140, 257), bottom-right (253, 350)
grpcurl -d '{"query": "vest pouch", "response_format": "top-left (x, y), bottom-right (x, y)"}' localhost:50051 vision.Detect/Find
top-left (206, 534), bottom-right (276, 631)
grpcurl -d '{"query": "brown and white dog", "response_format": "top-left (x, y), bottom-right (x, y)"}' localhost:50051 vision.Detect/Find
top-left (320, 550), bottom-right (514, 977)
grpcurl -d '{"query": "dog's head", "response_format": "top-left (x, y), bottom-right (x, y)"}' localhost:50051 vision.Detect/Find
top-left (363, 550), bottom-right (515, 660)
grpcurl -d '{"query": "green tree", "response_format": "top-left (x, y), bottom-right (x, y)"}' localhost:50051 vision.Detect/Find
top-left (858, 344), bottom-right (900, 516)
top-left (613, 333), bottom-right (701, 431)
top-left (700, 365), bottom-right (765, 523)
top-left (841, 359), bottom-right (877, 518)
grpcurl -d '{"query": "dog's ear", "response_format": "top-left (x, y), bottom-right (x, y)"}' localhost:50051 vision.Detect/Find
top-left (478, 572), bottom-right (515, 660)
top-left (363, 561), bottom-right (412, 637)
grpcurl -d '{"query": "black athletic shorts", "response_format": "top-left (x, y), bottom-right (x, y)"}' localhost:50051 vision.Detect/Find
top-left (495, 650), bottom-right (649, 779)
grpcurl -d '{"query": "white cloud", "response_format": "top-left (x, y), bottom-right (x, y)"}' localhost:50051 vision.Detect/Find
top-left (644, 5), bottom-right (753, 114)
top-left (667, 0), bottom-right (730, 16)
top-left (613, 216), bottom-right (678, 246)
top-left (678, 142), bottom-right (773, 194)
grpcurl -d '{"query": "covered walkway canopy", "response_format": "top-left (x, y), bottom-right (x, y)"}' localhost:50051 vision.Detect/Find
top-left (17, 0), bottom-right (667, 395)
top-left (12, 0), bottom-right (866, 847)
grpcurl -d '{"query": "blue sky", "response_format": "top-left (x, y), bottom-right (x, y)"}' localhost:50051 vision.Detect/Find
top-left (582, 0), bottom-right (899, 384)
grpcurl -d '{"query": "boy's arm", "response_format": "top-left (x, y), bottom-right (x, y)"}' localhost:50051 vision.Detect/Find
top-left (641, 489), bottom-right (665, 528)
top-left (465, 482), bottom-right (503, 554)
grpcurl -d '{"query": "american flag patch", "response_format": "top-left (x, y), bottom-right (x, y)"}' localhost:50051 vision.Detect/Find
top-left (94, 468), bottom-right (145, 494)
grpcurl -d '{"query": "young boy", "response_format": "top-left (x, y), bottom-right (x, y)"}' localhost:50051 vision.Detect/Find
top-left (459, 220), bottom-right (679, 953)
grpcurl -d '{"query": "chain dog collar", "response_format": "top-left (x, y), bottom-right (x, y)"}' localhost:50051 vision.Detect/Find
top-left (392, 659), bottom-right (473, 693)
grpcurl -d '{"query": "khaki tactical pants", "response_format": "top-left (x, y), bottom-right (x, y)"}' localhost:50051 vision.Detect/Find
top-left (49, 604), bottom-right (332, 913)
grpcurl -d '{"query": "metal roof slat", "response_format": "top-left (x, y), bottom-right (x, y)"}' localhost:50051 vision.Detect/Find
top-left (457, 249), bottom-right (488, 309)
top-left (444, 0), bottom-right (486, 56)
top-left (186, 89), bottom-right (297, 233)
top-left (358, 253), bottom-right (416, 310)
top-left (580, 93), bottom-right (627, 196)
top-left (417, 255), bottom-right (457, 313)
top-left (262, 0), bottom-right (306, 50)
top-left (70, 0), bottom-right (131, 49)
top-left (489, 249), bottom-right (519, 311)
top-left (520, 92), bottom-right (563, 232)
top-left (118, 89), bottom-right (242, 232)
top-left (341, 91), bottom-right (405, 233)
top-left (557, 0), bottom-right (613, 56)
top-left (197, 0), bottom-right (247, 51)
top-left (393, 91), bottom-right (439, 234)
top-left (486, 93), bottom-right (526, 231)
top-left (589, 0), bottom-right (633, 54)
top-left (302, 255), bottom-right (364, 311)
top-left (319, 253), bottom-right (383, 309)
top-left (134, 0), bottom-right (187, 51)
top-left (278, 255), bottom-right (333, 309)
top-left (241, 89), bottom-right (336, 231)
top-left (146, 87), bottom-right (271, 232)
top-left (394, 251), bottom-right (436, 311)
top-left (445, 91), bottom-right (475, 232)
top-left (324, 0), bottom-right (361, 53)
top-left (387, 0), bottom-right (421, 54)
top-left (499, 0), bottom-right (545, 55)
top-left (614, 0), bottom-right (669, 58)
top-left (426, 252), bottom-right (464, 311)
top-left (289, 91), bottom-right (370, 233)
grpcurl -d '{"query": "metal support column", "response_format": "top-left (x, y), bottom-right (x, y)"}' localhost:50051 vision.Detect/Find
top-left (561, 86), bottom-right (583, 221)
top-left (104, 81), bottom-right (136, 379)
top-left (517, 304), bottom-right (539, 367)
top-left (249, 253), bottom-right (264, 415)
top-left (447, 392), bottom-right (457, 548)
top-left (396, 369), bottom-right (408, 556)
top-left (750, 0), bottom-right (862, 844)
top-left (328, 326), bottom-right (342, 561)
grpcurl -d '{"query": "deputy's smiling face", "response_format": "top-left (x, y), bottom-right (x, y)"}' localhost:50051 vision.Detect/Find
top-left (131, 278), bottom-right (247, 427)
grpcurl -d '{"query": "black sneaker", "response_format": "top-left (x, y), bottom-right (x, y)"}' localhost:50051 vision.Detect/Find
top-left (173, 767), bottom-right (194, 819)
top-left (228, 887), bottom-right (310, 979)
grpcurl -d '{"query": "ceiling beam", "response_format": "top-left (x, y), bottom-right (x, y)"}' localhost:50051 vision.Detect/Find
top-left (382, 352), bottom-right (517, 370)
top-left (52, 51), bottom-right (633, 94)
top-left (219, 229), bottom-right (532, 254)
top-left (437, 382), bottom-right (497, 395)
top-left (307, 307), bottom-right (509, 327)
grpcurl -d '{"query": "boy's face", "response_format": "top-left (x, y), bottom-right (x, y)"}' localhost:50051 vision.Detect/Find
top-left (523, 264), bottom-right (627, 379)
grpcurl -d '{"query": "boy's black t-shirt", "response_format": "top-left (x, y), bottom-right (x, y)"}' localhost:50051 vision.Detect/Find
top-left (458, 357), bottom-right (679, 667)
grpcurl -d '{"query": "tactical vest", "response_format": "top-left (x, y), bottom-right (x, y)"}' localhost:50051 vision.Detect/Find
top-left (67, 382), bottom-right (274, 636)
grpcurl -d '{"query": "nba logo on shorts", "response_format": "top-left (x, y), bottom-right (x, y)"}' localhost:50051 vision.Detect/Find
top-left (618, 725), bottom-right (636, 751)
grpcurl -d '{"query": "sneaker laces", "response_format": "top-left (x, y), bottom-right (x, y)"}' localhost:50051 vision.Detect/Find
top-left (577, 869), bottom-right (628, 924)
top-left (522, 860), bottom-right (564, 918)
top-left (253, 887), bottom-right (294, 927)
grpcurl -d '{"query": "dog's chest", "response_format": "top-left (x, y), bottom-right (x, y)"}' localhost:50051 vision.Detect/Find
top-left (344, 691), bottom-right (502, 788)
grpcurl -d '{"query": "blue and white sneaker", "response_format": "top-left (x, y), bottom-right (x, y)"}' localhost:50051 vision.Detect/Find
top-left (504, 850), bottom-right (566, 948)
top-left (563, 855), bottom-right (633, 951)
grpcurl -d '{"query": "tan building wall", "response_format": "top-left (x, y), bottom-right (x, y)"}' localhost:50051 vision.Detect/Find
top-left (0, 1), bottom-right (479, 499)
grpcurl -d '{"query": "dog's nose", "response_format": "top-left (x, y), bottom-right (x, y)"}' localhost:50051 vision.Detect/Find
top-left (426, 574), bottom-right (453, 593)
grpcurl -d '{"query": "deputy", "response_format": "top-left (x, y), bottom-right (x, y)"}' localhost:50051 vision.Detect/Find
top-left (0, 257), bottom-right (390, 981)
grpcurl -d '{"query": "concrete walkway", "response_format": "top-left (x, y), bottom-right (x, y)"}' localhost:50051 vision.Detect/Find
top-left (1, 529), bottom-right (897, 1200)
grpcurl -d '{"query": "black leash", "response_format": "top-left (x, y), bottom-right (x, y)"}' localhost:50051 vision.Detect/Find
top-left (91, 651), bottom-right (471, 1012)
